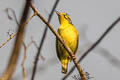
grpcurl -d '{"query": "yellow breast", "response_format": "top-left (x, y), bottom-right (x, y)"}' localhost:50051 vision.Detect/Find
top-left (58, 24), bottom-right (78, 52)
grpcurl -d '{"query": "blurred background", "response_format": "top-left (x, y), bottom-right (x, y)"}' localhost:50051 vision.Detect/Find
top-left (0, 0), bottom-right (120, 80)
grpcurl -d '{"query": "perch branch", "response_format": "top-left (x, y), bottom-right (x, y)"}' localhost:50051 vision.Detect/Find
top-left (31, 3), bottom-right (86, 80)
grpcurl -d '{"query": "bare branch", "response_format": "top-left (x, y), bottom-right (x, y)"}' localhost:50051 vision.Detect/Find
top-left (22, 41), bottom-right (27, 80)
top-left (30, 37), bottom-right (45, 61)
top-left (4, 8), bottom-right (19, 25)
top-left (62, 17), bottom-right (120, 80)
top-left (31, 0), bottom-right (60, 79)
top-left (0, 33), bottom-right (16, 48)
top-left (0, 0), bottom-right (33, 80)
top-left (21, 39), bottom-right (35, 80)
top-left (0, 9), bottom-right (36, 49)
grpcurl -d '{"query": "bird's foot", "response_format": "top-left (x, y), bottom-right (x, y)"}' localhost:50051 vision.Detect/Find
top-left (72, 54), bottom-right (76, 60)
top-left (61, 40), bottom-right (66, 46)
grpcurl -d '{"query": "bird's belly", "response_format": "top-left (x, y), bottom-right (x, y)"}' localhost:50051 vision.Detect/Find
top-left (60, 29), bottom-right (77, 53)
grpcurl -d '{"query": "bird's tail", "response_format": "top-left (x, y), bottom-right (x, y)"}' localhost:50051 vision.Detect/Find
top-left (61, 59), bottom-right (69, 74)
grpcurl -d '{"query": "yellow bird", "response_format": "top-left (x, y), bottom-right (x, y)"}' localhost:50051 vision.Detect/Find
top-left (56, 11), bottom-right (79, 74)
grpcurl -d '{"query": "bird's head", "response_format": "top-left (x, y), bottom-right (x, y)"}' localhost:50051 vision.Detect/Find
top-left (56, 11), bottom-right (72, 25)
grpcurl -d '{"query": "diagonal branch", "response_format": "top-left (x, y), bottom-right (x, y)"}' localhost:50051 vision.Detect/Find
top-left (0, 0), bottom-right (33, 80)
top-left (0, 10), bottom-right (36, 49)
top-left (62, 17), bottom-right (120, 80)
top-left (31, 0), bottom-right (60, 80)
top-left (0, 33), bottom-right (16, 48)
top-left (31, 3), bottom-right (86, 80)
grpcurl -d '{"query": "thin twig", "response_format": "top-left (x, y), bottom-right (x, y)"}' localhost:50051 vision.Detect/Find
top-left (0, 10), bottom-right (36, 49)
top-left (62, 17), bottom-right (120, 80)
top-left (0, 33), bottom-right (16, 48)
top-left (0, 13), bottom-right (36, 80)
top-left (31, 3), bottom-right (86, 80)
top-left (22, 42), bottom-right (27, 80)
top-left (30, 37), bottom-right (45, 61)
top-left (25, 13), bottom-right (37, 25)
top-left (4, 8), bottom-right (19, 25)
top-left (0, 0), bottom-right (32, 80)
top-left (21, 40), bottom-right (34, 80)
top-left (31, 0), bottom-right (60, 80)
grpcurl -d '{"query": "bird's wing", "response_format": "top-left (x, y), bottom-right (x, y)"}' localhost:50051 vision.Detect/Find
top-left (74, 33), bottom-right (79, 55)
top-left (56, 38), bottom-right (63, 61)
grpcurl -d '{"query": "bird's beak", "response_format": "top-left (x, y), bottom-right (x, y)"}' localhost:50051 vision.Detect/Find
top-left (56, 11), bottom-right (61, 16)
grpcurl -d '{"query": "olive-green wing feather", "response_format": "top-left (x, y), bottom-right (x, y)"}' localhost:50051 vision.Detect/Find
top-left (56, 38), bottom-right (63, 61)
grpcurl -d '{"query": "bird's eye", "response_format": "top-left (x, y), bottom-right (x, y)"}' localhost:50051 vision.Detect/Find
top-left (64, 14), bottom-right (72, 24)
top-left (64, 15), bottom-right (68, 19)
top-left (64, 13), bottom-right (69, 18)
top-left (64, 13), bottom-right (69, 19)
